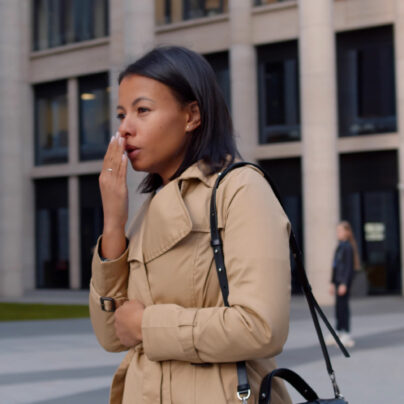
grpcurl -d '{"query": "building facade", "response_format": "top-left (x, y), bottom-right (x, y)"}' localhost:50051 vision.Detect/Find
top-left (0, 0), bottom-right (403, 304)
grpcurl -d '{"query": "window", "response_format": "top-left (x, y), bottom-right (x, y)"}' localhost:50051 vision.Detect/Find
top-left (156, 0), bottom-right (227, 25)
top-left (337, 26), bottom-right (397, 137)
top-left (32, 0), bottom-right (109, 51)
top-left (35, 178), bottom-right (69, 288)
top-left (257, 41), bottom-right (300, 144)
top-left (79, 73), bottom-right (110, 161)
top-left (254, 0), bottom-right (294, 5)
top-left (80, 176), bottom-right (103, 289)
top-left (183, 0), bottom-right (226, 20)
top-left (204, 52), bottom-right (231, 110)
top-left (34, 81), bottom-right (68, 165)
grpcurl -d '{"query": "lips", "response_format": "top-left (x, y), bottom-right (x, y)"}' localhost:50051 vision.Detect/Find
top-left (125, 144), bottom-right (140, 159)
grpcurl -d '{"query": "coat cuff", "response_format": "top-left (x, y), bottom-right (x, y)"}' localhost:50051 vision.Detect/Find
top-left (91, 236), bottom-right (129, 296)
top-left (142, 304), bottom-right (202, 363)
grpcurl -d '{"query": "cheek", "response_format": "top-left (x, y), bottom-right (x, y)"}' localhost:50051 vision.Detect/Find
top-left (153, 115), bottom-right (186, 146)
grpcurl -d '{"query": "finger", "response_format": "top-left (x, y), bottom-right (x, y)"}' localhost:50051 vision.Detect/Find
top-left (119, 153), bottom-right (128, 180)
top-left (118, 135), bottom-right (126, 152)
top-left (114, 137), bottom-right (126, 173)
top-left (105, 134), bottom-right (124, 174)
top-left (102, 133), bottom-right (119, 171)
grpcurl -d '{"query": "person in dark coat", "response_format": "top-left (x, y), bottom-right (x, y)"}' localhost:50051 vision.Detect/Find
top-left (327, 221), bottom-right (360, 348)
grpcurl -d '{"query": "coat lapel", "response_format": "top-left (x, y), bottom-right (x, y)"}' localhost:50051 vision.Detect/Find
top-left (142, 179), bottom-right (193, 263)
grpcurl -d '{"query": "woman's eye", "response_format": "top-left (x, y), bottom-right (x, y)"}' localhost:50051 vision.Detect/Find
top-left (137, 107), bottom-right (150, 114)
top-left (116, 113), bottom-right (125, 121)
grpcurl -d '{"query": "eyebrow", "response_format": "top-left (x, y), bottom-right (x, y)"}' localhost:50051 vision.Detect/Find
top-left (116, 96), bottom-right (155, 110)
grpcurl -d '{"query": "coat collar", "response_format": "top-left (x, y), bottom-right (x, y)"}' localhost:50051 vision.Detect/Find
top-left (176, 160), bottom-right (217, 188)
top-left (128, 161), bottom-right (223, 264)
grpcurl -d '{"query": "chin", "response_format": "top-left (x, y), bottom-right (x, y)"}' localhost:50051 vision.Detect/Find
top-left (129, 160), bottom-right (152, 175)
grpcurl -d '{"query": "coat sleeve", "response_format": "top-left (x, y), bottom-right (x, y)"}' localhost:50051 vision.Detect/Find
top-left (141, 168), bottom-right (291, 363)
top-left (340, 243), bottom-right (354, 286)
top-left (89, 236), bottom-right (129, 352)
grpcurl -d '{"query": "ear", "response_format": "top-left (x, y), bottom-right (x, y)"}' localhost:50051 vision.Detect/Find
top-left (185, 101), bottom-right (201, 132)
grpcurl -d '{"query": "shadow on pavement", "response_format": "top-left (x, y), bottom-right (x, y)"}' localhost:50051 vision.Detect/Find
top-left (279, 326), bottom-right (404, 368)
top-left (30, 386), bottom-right (110, 404)
top-left (0, 365), bottom-right (117, 386)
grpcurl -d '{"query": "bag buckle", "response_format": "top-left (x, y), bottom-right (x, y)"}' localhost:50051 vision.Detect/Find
top-left (237, 389), bottom-right (251, 403)
top-left (100, 296), bottom-right (116, 312)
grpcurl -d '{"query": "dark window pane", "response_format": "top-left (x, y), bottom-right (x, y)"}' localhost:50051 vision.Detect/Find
top-left (35, 178), bottom-right (69, 288)
top-left (32, 0), bottom-right (109, 51)
top-left (183, 0), bottom-right (225, 20)
top-left (257, 41), bottom-right (300, 144)
top-left (254, 0), bottom-right (295, 5)
top-left (33, 0), bottom-right (49, 50)
top-left (74, 0), bottom-right (93, 42)
top-left (48, 0), bottom-right (64, 47)
top-left (265, 62), bottom-right (285, 125)
top-left (34, 81), bottom-right (68, 165)
top-left (80, 176), bottom-right (103, 289)
top-left (204, 51), bottom-right (231, 111)
top-left (164, 0), bottom-right (172, 24)
top-left (79, 73), bottom-right (110, 161)
top-left (337, 25), bottom-right (397, 137)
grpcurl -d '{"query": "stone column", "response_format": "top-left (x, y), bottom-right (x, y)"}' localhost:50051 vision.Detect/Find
top-left (299, 0), bottom-right (339, 305)
top-left (229, 0), bottom-right (258, 162)
top-left (68, 78), bottom-right (79, 165)
top-left (67, 78), bottom-right (81, 289)
top-left (394, 0), bottom-right (404, 296)
top-left (68, 176), bottom-right (80, 289)
top-left (109, 0), bottom-right (155, 222)
top-left (0, 0), bottom-right (26, 296)
top-left (123, 0), bottom-right (155, 64)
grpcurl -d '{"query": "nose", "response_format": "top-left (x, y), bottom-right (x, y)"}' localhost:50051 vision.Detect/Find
top-left (118, 116), bottom-right (135, 138)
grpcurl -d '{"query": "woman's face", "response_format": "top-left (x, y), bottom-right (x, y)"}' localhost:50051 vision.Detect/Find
top-left (117, 74), bottom-right (198, 184)
top-left (337, 224), bottom-right (349, 241)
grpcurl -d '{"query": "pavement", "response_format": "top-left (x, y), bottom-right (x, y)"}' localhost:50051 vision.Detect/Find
top-left (0, 293), bottom-right (403, 403)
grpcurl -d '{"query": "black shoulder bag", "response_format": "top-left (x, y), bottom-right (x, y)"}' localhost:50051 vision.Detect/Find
top-left (210, 162), bottom-right (349, 404)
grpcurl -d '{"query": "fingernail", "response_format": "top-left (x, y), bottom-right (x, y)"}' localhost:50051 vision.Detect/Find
top-left (110, 136), bottom-right (115, 143)
top-left (115, 131), bottom-right (120, 139)
top-left (118, 137), bottom-right (123, 146)
top-left (122, 154), bottom-right (126, 161)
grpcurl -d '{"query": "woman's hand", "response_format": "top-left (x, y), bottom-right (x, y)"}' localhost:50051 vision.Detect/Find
top-left (99, 132), bottom-right (128, 259)
top-left (114, 299), bottom-right (145, 347)
top-left (337, 284), bottom-right (347, 296)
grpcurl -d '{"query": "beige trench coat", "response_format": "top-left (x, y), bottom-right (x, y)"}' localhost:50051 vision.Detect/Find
top-left (89, 162), bottom-right (292, 404)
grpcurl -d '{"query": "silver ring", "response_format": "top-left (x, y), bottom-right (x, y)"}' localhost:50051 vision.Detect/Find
top-left (106, 168), bottom-right (113, 172)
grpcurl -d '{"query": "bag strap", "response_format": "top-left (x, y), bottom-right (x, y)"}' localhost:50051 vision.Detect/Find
top-left (210, 162), bottom-right (349, 402)
top-left (259, 368), bottom-right (319, 403)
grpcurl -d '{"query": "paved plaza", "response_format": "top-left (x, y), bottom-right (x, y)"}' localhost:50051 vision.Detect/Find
top-left (0, 295), bottom-right (403, 403)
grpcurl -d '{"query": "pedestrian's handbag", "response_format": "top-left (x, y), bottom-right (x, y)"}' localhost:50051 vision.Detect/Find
top-left (209, 162), bottom-right (350, 404)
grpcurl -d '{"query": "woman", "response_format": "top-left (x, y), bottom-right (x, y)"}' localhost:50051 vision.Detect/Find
top-left (89, 46), bottom-right (292, 404)
top-left (327, 221), bottom-right (360, 348)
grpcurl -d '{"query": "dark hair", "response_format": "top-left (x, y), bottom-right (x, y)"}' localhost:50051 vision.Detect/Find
top-left (118, 46), bottom-right (239, 193)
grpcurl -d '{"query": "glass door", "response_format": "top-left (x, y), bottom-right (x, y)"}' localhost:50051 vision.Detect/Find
top-left (35, 178), bottom-right (69, 288)
top-left (341, 190), bottom-right (401, 294)
top-left (80, 176), bottom-right (103, 289)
